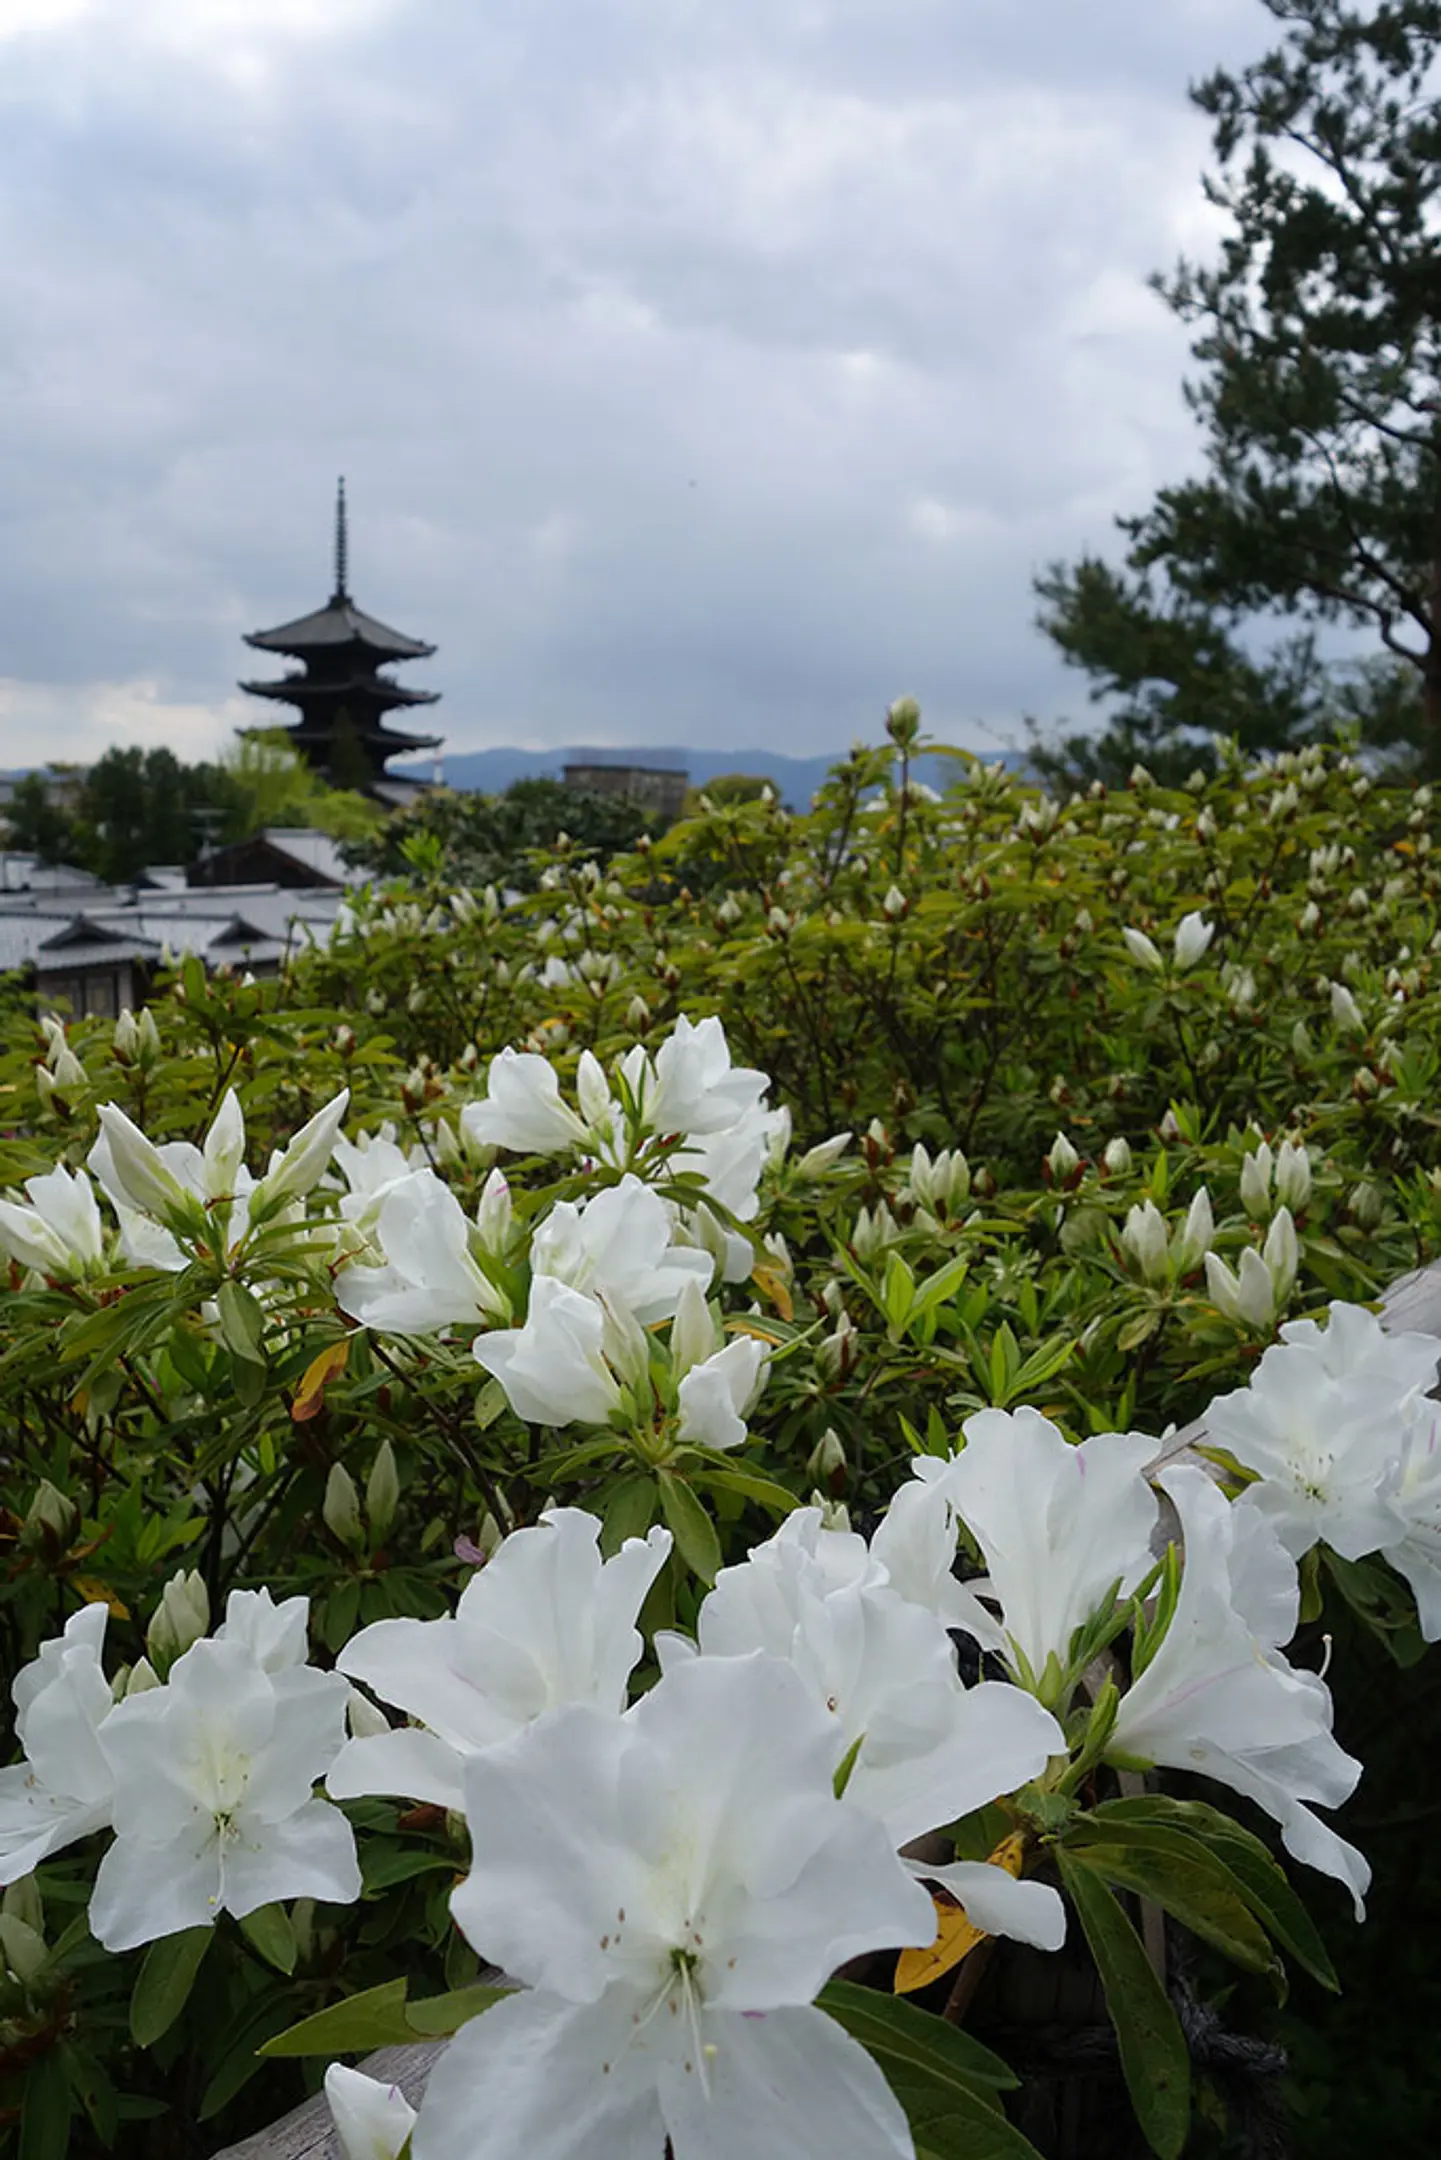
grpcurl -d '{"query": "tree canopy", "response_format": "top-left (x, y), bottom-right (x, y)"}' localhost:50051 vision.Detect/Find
top-left (1035, 0), bottom-right (1441, 784)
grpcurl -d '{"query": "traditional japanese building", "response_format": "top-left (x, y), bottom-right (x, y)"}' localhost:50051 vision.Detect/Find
top-left (240, 480), bottom-right (442, 796)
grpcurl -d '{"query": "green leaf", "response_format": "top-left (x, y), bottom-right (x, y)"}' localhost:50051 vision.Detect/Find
top-left (1090, 1796), bottom-right (1338, 1991)
top-left (129, 1927), bottom-right (213, 2049)
top-left (818, 1981), bottom-right (1041, 2160)
top-left (198, 1995), bottom-right (303, 2120)
top-left (406, 1984), bottom-right (509, 2035)
top-left (908, 1251), bottom-right (971, 1321)
top-left (1061, 1833), bottom-right (1276, 1977)
top-left (238, 1902), bottom-right (297, 1975)
top-left (1010, 1332), bottom-right (1078, 1395)
top-left (1057, 1849), bottom-right (1190, 2159)
top-left (217, 1278), bottom-right (267, 1364)
top-left (691, 1463), bottom-right (799, 1515)
top-left (657, 1468), bottom-right (722, 1585)
top-left (1117, 1308), bottom-right (1162, 1353)
top-left (19, 2043), bottom-right (72, 2160)
top-left (881, 1250), bottom-right (916, 1334)
top-left (259, 1978), bottom-right (415, 2058)
top-left (818, 1978), bottom-right (1017, 2092)
top-left (599, 1473), bottom-right (658, 1555)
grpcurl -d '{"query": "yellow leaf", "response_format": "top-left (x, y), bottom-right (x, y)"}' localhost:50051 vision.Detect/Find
top-left (751, 1265), bottom-right (794, 1322)
top-left (292, 1338), bottom-right (351, 1423)
top-left (70, 1577), bottom-right (130, 1620)
top-left (894, 1831), bottom-right (1028, 1996)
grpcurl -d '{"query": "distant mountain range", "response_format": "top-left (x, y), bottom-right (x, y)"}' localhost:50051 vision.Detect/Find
top-left (396, 744), bottom-right (1019, 808)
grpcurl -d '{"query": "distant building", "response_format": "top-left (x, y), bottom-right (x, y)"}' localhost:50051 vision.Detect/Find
top-left (1, 828), bottom-right (354, 1016)
top-left (561, 762), bottom-right (689, 824)
top-left (240, 479), bottom-right (442, 796)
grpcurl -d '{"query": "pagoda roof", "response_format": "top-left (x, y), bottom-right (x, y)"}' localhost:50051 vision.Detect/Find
top-left (238, 673), bottom-right (441, 708)
top-left (243, 597), bottom-right (435, 662)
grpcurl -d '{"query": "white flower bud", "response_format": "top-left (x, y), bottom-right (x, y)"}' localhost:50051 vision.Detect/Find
top-left (805, 1426), bottom-right (847, 1488)
top-left (1047, 1132), bottom-right (1080, 1182)
top-left (670, 1277), bottom-right (721, 1381)
top-left (365, 1441), bottom-right (400, 1543)
top-left (1274, 1139), bottom-right (1311, 1211)
top-left (1122, 927), bottom-right (1164, 972)
top-left (346, 1688), bottom-right (392, 1741)
top-left (1204, 1248), bottom-right (1275, 1330)
top-left (1172, 912), bottom-right (1214, 970)
top-left (1102, 1136), bottom-right (1132, 1177)
top-left (575, 1051), bottom-right (613, 1131)
top-left (1262, 1205), bottom-right (1299, 1305)
top-left (1239, 1144), bottom-right (1273, 1219)
top-left (1330, 982), bottom-right (1365, 1034)
top-left (882, 886), bottom-right (907, 920)
top-left (323, 1463), bottom-right (364, 1550)
top-left (1121, 1200), bottom-right (1170, 1285)
top-left (473, 1167), bottom-right (512, 1255)
top-left (1172, 1186), bottom-right (1214, 1274)
top-left (146, 1568), bottom-right (210, 1673)
top-left (796, 1132), bottom-right (853, 1177)
top-left (113, 1009), bottom-right (139, 1060)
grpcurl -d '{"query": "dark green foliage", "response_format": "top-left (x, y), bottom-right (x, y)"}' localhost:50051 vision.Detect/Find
top-left (1037, 0), bottom-right (1441, 782)
top-left (345, 775), bottom-right (660, 889)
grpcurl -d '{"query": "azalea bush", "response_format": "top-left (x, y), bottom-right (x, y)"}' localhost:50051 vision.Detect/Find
top-left (3, 718), bottom-right (1441, 2160)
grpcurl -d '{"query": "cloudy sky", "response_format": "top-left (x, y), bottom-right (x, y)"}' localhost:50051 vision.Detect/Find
top-left (1, 0), bottom-right (1269, 769)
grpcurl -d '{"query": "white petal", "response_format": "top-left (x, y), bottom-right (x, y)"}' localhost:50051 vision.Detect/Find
top-left (659, 2004), bottom-right (914, 2160)
top-left (221, 1798), bottom-right (361, 1918)
top-left (90, 1820), bottom-right (220, 1951)
top-left (412, 1989), bottom-right (664, 2160)
top-left (327, 1727), bottom-right (467, 1812)
top-left (915, 1861), bottom-right (1067, 1951)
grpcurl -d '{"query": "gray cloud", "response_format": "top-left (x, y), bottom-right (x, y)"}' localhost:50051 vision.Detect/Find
top-left (1, 0), bottom-right (1269, 766)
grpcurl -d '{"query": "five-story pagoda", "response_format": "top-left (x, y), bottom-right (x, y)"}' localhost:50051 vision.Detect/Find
top-left (240, 480), bottom-right (441, 794)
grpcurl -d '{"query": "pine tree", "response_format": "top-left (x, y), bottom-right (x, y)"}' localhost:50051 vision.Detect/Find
top-left (1036, 0), bottom-right (1441, 778)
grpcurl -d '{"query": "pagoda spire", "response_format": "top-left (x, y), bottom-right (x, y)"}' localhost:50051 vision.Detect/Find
top-left (333, 475), bottom-right (349, 603)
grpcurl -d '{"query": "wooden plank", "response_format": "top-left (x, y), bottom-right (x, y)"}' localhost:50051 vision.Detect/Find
top-left (213, 2041), bottom-right (445, 2160)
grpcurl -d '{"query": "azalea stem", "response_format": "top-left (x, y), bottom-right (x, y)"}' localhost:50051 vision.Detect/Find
top-left (941, 1935), bottom-right (995, 2025)
top-left (367, 1338), bottom-right (510, 1526)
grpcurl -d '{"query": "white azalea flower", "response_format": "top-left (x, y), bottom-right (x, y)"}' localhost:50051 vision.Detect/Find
top-left (88, 1091), bottom-right (259, 1261)
top-left (90, 1638), bottom-right (359, 1952)
top-left (1274, 1299), bottom-right (1439, 1392)
top-left (674, 1335), bottom-right (769, 1452)
top-left (460, 1048), bottom-right (592, 1156)
top-left (0, 1607), bottom-right (116, 1885)
top-left (1207, 1303), bottom-right (1436, 1562)
top-left (674, 1512), bottom-right (1066, 1951)
top-left (902, 1411), bottom-right (1160, 1690)
top-left (531, 1176), bottom-right (713, 1325)
top-left (1109, 1468), bottom-right (1369, 1918)
top-left (471, 1277), bottom-right (623, 1428)
top-left (215, 1587), bottom-right (311, 1673)
top-left (0, 1165), bottom-right (105, 1280)
top-left (646, 1014), bottom-right (770, 1137)
top-left (413, 1654), bottom-right (933, 2160)
top-left (335, 1170), bottom-right (509, 1335)
top-left (329, 1510), bottom-right (672, 1813)
top-left (325, 2064), bottom-right (418, 2160)
top-left (1382, 1400), bottom-right (1441, 1639)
